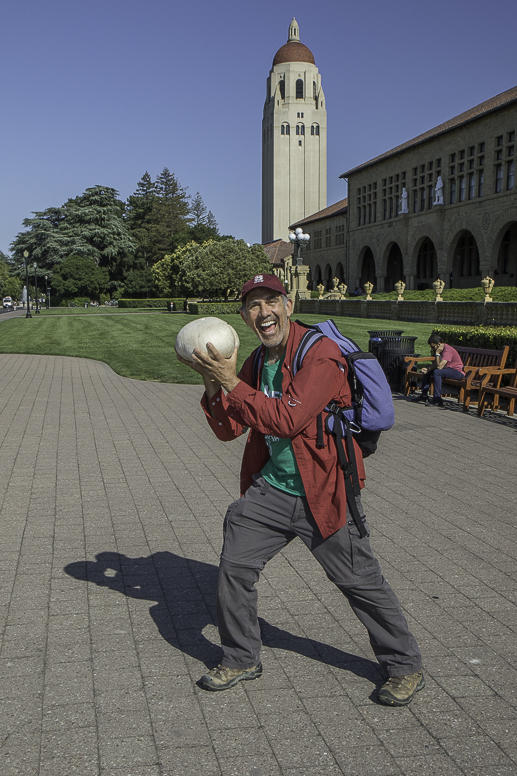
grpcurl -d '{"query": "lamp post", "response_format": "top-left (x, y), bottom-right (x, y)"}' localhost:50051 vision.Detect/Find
top-left (45, 275), bottom-right (50, 309)
top-left (24, 251), bottom-right (32, 319)
top-left (33, 263), bottom-right (40, 314)
top-left (288, 228), bottom-right (310, 265)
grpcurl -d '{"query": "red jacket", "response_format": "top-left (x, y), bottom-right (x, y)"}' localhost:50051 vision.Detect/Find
top-left (201, 320), bottom-right (366, 539)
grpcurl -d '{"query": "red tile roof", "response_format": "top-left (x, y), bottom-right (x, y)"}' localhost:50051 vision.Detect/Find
top-left (340, 85), bottom-right (517, 177)
top-left (289, 198), bottom-right (348, 228)
top-left (262, 240), bottom-right (294, 265)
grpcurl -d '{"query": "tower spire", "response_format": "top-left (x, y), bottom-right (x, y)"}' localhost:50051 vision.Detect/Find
top-left (288, 17), bottom-right (300, 42)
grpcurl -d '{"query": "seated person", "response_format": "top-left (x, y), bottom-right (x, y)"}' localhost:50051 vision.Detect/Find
top-left (412, 334), bottom-right (465, 406)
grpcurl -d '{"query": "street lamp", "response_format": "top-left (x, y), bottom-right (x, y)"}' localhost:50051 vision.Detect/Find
top-left (24, 251), bottom-right (32, 319)
top-left (33, 263), bottom-right (40, 314)
top-left (288, 227), bottom-right (310, 266)
top-left (45, 275), bottom-right (50, 309)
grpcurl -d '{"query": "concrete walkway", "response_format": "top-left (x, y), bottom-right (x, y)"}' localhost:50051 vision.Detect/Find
top-left (0, 352), bottom-right (516, 776)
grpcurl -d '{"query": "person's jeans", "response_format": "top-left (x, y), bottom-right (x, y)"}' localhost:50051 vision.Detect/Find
top-left (216, 477), bottom-right (422, 677)
top-left (421, 367), bottom-right (465, 399)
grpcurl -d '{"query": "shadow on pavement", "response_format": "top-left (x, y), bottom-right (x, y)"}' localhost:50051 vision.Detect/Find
top-left (65, 551), bottom-right (382, 685)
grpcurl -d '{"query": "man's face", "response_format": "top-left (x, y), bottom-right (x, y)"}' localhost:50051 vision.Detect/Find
top-left (241, 288), bottom-right (293, 350)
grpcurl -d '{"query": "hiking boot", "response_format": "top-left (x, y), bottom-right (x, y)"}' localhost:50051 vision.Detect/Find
top-left (428, 397), bottom-right (444, 407)
top-left (378, 671), bottom-right (425, 706)
top-left (199, 663), bottom-right (263, 691)
top-left (410, 394), bottom-right (427, 403)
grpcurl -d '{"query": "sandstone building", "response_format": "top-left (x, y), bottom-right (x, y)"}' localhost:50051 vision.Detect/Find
top-left (289, 86), bottom-right (517, 292)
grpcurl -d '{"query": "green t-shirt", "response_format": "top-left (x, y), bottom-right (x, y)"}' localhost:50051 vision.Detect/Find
top-left (260, 353), bottom-right (305, 496)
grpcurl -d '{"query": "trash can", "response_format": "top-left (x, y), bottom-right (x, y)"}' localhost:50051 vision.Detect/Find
top-left (367, 330), bottom-right (404, 360)
top-left (378, 336), bottom-right (418, 392)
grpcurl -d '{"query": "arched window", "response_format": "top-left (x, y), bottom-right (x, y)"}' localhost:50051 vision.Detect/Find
top-left (296, 124), bottom-right (305, 136)
top-left (281, 123), bottom-right (290, 136)
top-left (279, 80), bottom-right (285, 100)
top-left (311, 124), bottom-right (320, 136)
top-left (296, 79), bottom-right (303, 99)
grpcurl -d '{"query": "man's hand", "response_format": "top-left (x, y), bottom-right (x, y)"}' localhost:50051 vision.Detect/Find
top-left (176, 343), bottom-right (240, 394)
top-left (421, 367), bottom-right (428, 374)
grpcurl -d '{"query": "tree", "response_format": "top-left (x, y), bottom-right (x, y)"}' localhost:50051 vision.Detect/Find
top-left (9, 186), bottom-right (135, 294)
top-left (151, 241), bottom-right (205, 296)
top-left (0, 254), bottom-right (22, 299)
top-left (176, 239), bottom-right (272, 299)
top-left (121, 257), bottom-right (159, 298)
top-left (63, 186), bottom-right (136, 286)
top-left (51, 254), bottom-right (109, 300)
top-left (190, 192), bottom-right (208, 226)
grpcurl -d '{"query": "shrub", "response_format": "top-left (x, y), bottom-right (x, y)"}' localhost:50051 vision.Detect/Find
top-left (118, 298), bottom-right (179, 309)
top-left (432, 325), bottom-right (517, 370)
top-left (188, 302), bottom-right (241, 315)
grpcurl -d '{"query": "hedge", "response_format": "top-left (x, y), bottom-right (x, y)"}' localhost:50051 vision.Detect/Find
top-left (346, 287), bottom-right (517, 302)
top-left (432, 325), bottom-right (517, 373)
top-left (118, 298), bottom-right (187, 310)
top-left (188, 302), bottom-right (242, 315)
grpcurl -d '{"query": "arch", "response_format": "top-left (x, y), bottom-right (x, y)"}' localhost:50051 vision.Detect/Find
top-left (416, 238), bottom-right (438, 290)
top-left (335, 262), bottom-right (345, 285)
top-left (313, 264), bottom-right (323, 289)
top-left (492, 222), bottom-right (517, 285)
top-left (324, 263), bottom-right (333, 291)
top-left (296, 123), bottom-right (305, 136)
top-left (296, 79), bottom-right (304, 99)
top-left (385, 242), bottom-right (405, 292)
top-left (311, 123), bottom-right (320, 136)
top-left (359, 247), bottom-right (376, 290)
top-left (448, 230), bottom-right (481, 288)
top-left (281, 122), bottom-right (290, 136)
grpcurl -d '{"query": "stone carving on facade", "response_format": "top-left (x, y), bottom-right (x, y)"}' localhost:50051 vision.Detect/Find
top-left (481, 275), bottom-right (495, 302)
top-left (363, 281), bottom-right (373, 300)
top-left (482, 213), bottom-right (491, 231)
top-left (399, 188), bottom-right (409, 214)
top-left (394, 280), bottom-right (405, 301)
top-left (433, 176), bottom-right (444, 205)
top-left (432, 278), bottom-right (445, 301)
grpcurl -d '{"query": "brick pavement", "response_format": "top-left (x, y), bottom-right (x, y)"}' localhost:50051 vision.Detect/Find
top-left (0, 352), bottom-right (516, 776)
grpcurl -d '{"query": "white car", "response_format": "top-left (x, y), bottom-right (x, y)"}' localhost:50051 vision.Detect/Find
top-left (3, 297), bottom-right (14, 310)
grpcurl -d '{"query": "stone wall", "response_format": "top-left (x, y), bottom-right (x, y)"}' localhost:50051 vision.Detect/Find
top-left (297, 298), bottom-right (517, 326)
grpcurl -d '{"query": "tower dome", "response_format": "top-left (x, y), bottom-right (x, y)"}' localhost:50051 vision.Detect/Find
top-left (272, 17), bottom-right (315, 67)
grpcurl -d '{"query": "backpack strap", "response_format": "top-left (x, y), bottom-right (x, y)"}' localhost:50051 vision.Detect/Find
top-left (251, 346), bottom-right (265, 388)
top-left (293, 329), bottom-right (326, 376)
top-left (324, 407), bottom-right (368, 539)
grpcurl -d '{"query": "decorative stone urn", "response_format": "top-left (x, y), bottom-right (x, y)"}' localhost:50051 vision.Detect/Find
top-left (481, 275), bottom-right (495, 302)
top-left (338, 283), bottom-right (347, 298)
top-left (364, 281), bottom-right (373, 301)
top-left (432, 278), bottom-right (445, 301)
top-left (317, 283), bottom-right (325, 299)
top-left (394, 280), bottom-right (406, 301)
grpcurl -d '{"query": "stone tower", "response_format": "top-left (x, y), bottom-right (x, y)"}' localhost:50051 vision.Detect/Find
top-left (262, 18), bottom-right (327, 243)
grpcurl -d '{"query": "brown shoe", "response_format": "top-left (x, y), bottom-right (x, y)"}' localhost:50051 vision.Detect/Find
top-left (378, 671), bottom-right (425, 706)
top-left (199, 663), bottom-right (263, 691)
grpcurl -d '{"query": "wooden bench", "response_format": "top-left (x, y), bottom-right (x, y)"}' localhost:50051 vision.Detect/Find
top-left (477, 359), bottom-right (517, 417)
top-left (404, 345), bottom-right (509, 412)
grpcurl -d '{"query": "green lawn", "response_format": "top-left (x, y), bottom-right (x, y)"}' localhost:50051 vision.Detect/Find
top-left (0, 311), bottom-right (435, 383)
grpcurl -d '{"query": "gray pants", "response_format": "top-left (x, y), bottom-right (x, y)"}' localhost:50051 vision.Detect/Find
top-left (217, 477), bottom-right (422, 677)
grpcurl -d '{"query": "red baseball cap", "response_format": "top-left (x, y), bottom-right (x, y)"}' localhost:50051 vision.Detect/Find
top-left (240, 273), bottom-right (287, 303)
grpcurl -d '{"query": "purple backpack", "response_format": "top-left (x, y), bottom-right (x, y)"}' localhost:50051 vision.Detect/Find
top-left (293, 319), bottom-right (395, 458)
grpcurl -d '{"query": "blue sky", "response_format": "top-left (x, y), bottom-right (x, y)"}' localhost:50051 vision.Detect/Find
top-left (1, 0), bottom-right (516, 254)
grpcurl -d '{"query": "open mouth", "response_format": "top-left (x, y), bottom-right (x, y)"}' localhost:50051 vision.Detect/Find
top-left (259, 319), bottom-right (278, 336)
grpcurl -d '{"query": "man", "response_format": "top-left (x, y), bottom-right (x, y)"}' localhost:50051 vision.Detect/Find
top-left (176, 274), bottom-right (424, 706)
top-left (412, 334), bottom-right (465, 406)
